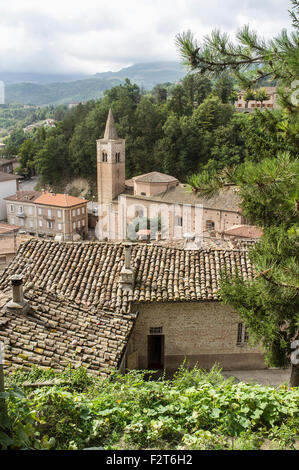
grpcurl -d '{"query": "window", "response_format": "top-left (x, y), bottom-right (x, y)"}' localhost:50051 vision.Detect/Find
top-left (47, 221), bottom-right (53, 229)
top-left (47, 209), bottom-right (52, 218)
top-left (38, 208), bottom-right (42, 215)
top-left (77, 208), bottom-right (80, 215)
top-left (20, 219), bottom-right (24, 226)
top-left (39, 220), bottom-right (43, 227)
top-left (237, 323), bottom-right (249, 345)
top-left (77, 220), bottom-right (81, 228)
top-left (57, 210), bottom-right (62, 218)
top-left (10, 216), bottom-right (15, 225)
top-left (141, 192), bottom-right (146, 196)
top-left (81, 207), bottom-right (85, 214)
top-left (115, 152), bottom-right (121, 163)
top-left (102, 152), bottom-right (108, 162)
top-left (18, 205), bottom-right (24, 214)
top-left (206, 220), bottom-right (215, 231)
top-left (29, 220), bottom-right (34, 228)
top-left (10, 204), bottom-right (14, 213)
top-left (82, 219), bottom-right (85, 227)
top-left (0, 256), bottom-right (6, 265)
top-left (175, 216), bottom-right (183, 227)
top-left (73, 222), bottom-right (76, 230)
top-left (72, 209), bottom-right (76, 217)
top-left (58, 223), bottom-right (62, 231)
top-left (28, 206), bottom-right (33, 215)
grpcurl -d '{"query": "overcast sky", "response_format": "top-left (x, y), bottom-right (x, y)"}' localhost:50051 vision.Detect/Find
top-left (0, 0), bottom-right (293, 75)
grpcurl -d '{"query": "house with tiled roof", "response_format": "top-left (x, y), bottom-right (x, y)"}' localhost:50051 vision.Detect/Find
top-left (0, 239), bottom-right (266, 375)
top-left (5, 191), bottom-right (88, 240)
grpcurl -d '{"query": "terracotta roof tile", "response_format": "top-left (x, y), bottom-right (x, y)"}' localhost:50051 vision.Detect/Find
top-left (0, 239), bottom-right (255, 314)
top-left (34, 192), bottom-right (88, 208)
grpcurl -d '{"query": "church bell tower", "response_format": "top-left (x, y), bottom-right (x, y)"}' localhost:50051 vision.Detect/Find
top-left (96, 109), bottom-right (126, 206)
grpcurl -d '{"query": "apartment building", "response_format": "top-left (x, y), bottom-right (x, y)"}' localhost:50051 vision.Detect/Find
top-left (5, 191), bottom-right (88, 240)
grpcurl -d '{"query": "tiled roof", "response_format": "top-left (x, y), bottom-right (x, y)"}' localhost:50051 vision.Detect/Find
top-left (0, 223), bottom-right (20, 234)
top-left (224, 225), bottom-right (263, 239)
top-left (34, 192), bottom-right (88, 208)
top-left (0, 171), bottom-right (19, 182)
top-left (4, 191), bottom-right (42, 202)
top-left (151, 184), bottom-right (241, 211)
top-left (0, 288), bottom-right (135, 376)
top-left (0, 239), bottom-right (255, 313)
top-left (133, 172), bottom-right (178, 184)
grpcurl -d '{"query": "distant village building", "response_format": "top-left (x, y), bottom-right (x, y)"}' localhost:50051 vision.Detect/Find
top-left (0, 223), bottom-right (20, 270)
top-left (96, 110), bottom-right (257, 245)
top-left (0, 240), bottom-right (266, 375)
top-left (0, 158), bottom-right (16, 174)
top-left (0, 171), bottom-right (20, 220)
top-left (235, 86), bottom-right (279, 112)
top-left (4, 191), bottom-right (88, 240)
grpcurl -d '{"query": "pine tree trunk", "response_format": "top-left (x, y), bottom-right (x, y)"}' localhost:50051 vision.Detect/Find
top-left (290, 364), bottom-right (299, 387)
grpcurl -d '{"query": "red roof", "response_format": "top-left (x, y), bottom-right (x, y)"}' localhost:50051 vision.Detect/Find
top-left (224, 225), bottom-right (263, 239)
top-left (34, 192), bottom-right (88, 208)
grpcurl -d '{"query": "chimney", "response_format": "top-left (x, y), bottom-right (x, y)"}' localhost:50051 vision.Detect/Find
top-left (155, 231), bottom-right (162, 241)
top-left (183, 233), bottom-right (197, 250)
top-left (5, 274), bottom-right (29, 313)
top-left (119, 243), bottom-right (134, 291)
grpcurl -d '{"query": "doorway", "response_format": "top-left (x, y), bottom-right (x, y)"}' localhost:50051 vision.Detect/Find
top-left (148, 335), bottom-right (164, 369)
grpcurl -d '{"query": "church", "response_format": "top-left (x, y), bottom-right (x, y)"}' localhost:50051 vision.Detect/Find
top-left (96, 109), bottom-right (245, 245)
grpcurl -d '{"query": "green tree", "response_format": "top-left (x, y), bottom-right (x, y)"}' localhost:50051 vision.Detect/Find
top-left (255, 88), bottom-right (270, 108)
top-left (243, 89), bottom-right (256, 108)
top-left (178, 0), bottom-right (299, 386)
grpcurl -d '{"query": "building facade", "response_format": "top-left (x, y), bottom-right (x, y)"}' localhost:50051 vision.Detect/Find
top-left (5, 191), bottom-right (88, 240)
top-left (96, 110), bottom-right (246, 244)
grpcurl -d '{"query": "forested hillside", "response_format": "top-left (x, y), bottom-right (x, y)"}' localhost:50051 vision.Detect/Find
top-left (5, 73), bottom-right (295, 194)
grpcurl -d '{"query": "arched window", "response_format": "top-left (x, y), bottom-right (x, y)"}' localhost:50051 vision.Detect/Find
top-left (115, 152), bottom-right (121, 163)
top-left (206, 220), bottom-right (215, 231)
top-left (102, 152), bottom-right (108, 162)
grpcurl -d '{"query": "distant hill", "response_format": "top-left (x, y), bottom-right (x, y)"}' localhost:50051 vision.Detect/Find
top-left (2, 62), bottom-right (187, 106)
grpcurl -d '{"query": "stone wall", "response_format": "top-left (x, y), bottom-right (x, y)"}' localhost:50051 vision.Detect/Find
top-left (126, 301), bottom-right (266, 372)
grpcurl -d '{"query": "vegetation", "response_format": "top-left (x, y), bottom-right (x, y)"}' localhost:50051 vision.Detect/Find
top-left (1, 364), bottom-right (298, 450)
top-left (177, 1), bottom-right (299, 385)
top-left (5, 70), bottom-right (294, 192)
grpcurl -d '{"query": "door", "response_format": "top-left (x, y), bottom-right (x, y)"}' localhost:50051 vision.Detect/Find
top-left (148, 335), bottom-right (164, 369)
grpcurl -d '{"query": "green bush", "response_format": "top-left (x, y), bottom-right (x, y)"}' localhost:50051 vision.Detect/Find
top-left (1, 364), bottom-right (298, 450)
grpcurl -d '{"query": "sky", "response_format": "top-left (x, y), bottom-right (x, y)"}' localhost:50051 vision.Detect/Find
top-left (0, 0), bottom-right (294, 75)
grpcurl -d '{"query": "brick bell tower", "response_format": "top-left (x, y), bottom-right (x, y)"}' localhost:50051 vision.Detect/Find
top-left (96, 109), bottom-right (126, 206)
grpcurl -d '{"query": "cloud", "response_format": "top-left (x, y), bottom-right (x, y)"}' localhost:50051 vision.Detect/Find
top-left (0, 0), bottom-right (293, 74)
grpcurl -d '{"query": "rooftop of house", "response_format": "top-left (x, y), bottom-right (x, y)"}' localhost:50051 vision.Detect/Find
top-left (0, 171), bottom-right (20, 183)
top-left (224, 225), bottom-right (263, 239)
top-left (0, 223), bottom-right (20, 234)
top-left (0, 288), bottom-right (135, 376)
top-left (0, 239), bottom-right (254, 314)
top-left (34, 192), bottom-right (88, 208)
top-left (133, 172), bottom-right (179, 184)
top-left (4, 191), bottom-right (42, 203)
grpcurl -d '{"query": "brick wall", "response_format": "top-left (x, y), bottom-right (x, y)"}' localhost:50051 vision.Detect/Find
top-left (126, 301), bottom-right (266, 372)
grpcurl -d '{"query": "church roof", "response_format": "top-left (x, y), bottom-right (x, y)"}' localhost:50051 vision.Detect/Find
top-left (133, 172), bottom-right (178, 184)
top-left (103, 109), bottom-right (119, 140)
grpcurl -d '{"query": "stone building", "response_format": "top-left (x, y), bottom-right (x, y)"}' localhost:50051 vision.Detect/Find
top-left (235, 86), bottom-right (279, 112)
top-left (96, 110), bottom-right (247, 243)
top-left (5, 191), bottom-right (88, 240)
top-left (0, 239), bottom-right (266, 375)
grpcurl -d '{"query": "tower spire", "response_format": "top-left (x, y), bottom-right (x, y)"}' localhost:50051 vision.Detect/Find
top-left (104, 108), bottom-right (119, 140)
